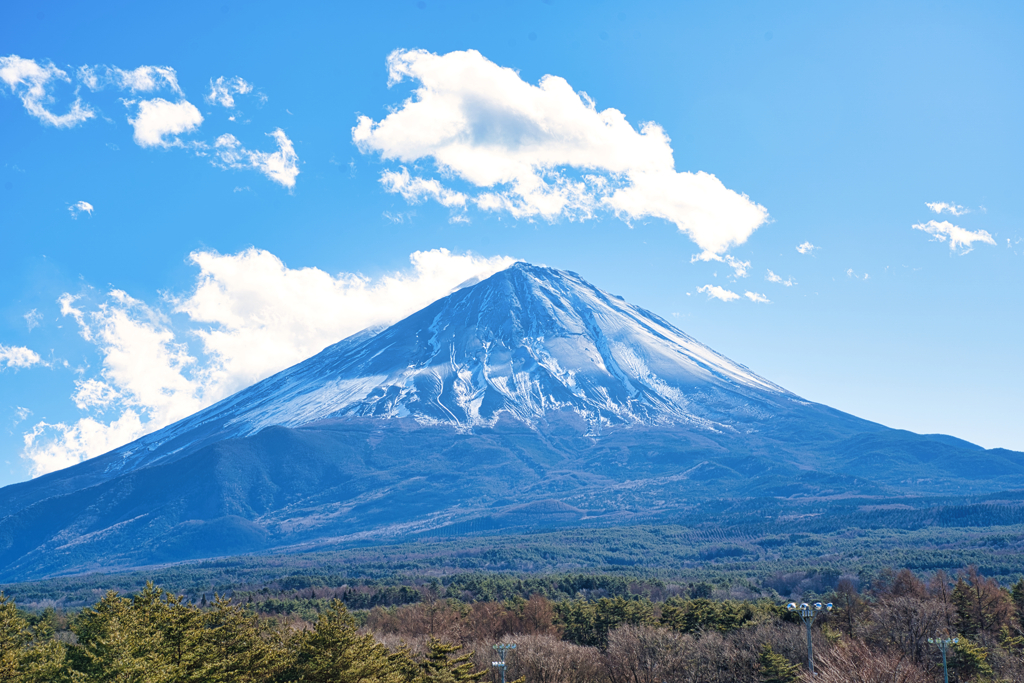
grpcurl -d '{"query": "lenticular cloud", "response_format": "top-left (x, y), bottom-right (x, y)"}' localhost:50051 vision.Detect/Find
top-left (353, 48), bottom-right (769, 256)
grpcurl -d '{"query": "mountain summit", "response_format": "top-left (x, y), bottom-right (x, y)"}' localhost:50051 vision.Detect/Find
top-left (1, 263), bottom-right (1021, 581)
top-left (21, 263), bottom-right (794, 482)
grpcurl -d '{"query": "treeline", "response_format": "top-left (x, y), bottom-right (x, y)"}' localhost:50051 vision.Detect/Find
top-left (3, 566), bottom-right (1024, 682)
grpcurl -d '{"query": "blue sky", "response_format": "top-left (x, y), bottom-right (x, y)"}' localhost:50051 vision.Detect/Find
top-left (1, 0), bottom-right (1022, 486)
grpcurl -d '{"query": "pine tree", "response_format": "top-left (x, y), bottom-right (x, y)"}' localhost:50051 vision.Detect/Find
top-left (418, 639), bottom-right (486, 683)
top-left (70, 590), bottom-right (169, 683)
top-left (187, 595), bottom-right (285, 683)
top-left (0, 593), bottom-right (28, 681)
top-left (0, 594), bottom-right (78, 683)
top-left (951, 566), bottom-right (1013, 645)
top-left (950, 637), bottom-right (994, 681)
top-left (756, 643), bottom-right (800, 683)
top-left (285, 599), bottom-right (409, 683)
top-left (1010, 576), bottom-right (1024, 627)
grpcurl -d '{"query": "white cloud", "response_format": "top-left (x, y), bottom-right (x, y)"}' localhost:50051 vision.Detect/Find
top-left (0, 54), bottom-right (95, 128)
top-left (353, 48), bottom-right (768, 255)
top-left (58, 293), bottom-right (89, 339)
top-left (128, 98), bottom-right (203, 148)
top-left (912, 220), bottom-right (996, 254)
top-left (206, 76), bottom-right (254, 107)
top-left (697, 284), bottom-right (740, 302)
top-left (13, 407), bottom-right (31, 426)
top-left (72, 378), bottom-right (121, 410)
top-left (68, 200), bottom-right (94, 219)
top-left (23, 291), bottom-right (206, 476)
top-left (692, 252), bottom-right (750, 278)
top-left (926, 201), bottom-right (968, 217)
top-left (174, 247), bottom-right (516, 398)
top-left (380, 167), bottom-right (468, 208)
top-left (744, 291), bottom-right (770, 303)
top-left (24, 309), bottom-right (43, 331)
top-left (214, 129), bottom-right (299, 188)
top-left (765, 269), bottom-right (795, 286)
top-left (23, 248), bottom-right (515, 476)
top-left (0, 344), bottom-right (44, 370)
top-left (78, 64), bottom-right (182, 95)
top-left (24, 411), bottom-right (146, 478)
top-left (796, 241), bottom-right (817, 254)
top-left (4, 56), bottom-right (297, 187)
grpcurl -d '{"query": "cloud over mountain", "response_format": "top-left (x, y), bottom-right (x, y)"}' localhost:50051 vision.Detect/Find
top-left (353, 48), bottom-right (768, 256)
top-left (22, 248), bottom-right (515, 477)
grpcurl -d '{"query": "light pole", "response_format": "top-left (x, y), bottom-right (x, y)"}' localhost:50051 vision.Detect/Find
top-left (787, 601), bottom-right (832, 675)
top-left (928, 636), bottom-right (958, 683)
top-left (491, 643), bottom-right (516, 683)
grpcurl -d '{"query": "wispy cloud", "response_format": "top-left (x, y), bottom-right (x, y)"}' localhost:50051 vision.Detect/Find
top-left (926, 201), bottom-right (969, 217)
top-left (912, 220), bottom-right (995, 254)
top-left (353, 48), bottom-right (768, 256)
top-left (846, 269), bottom-right (870, 280)
top-left (0, 344), bottom-right (44, 370)
top-left (68, 200), bottom-right (94, 219)
top-left (213, 129), bottom-right (299, 189)
top-left (765, 269), bottom-right (795, 286)
top-left (796, 241), bottom-right (817, 254)
top-left (24, 309), bottom-right (43, 331)
top-left (380, 167), bottom-right (468, 209)
top-left (78, 64), bottom-right (182, 95)
top-left (697, 284), bottom-right (740, 302)
top-left (206, 76), bottom-right (254, 108)
top-left (23, 248), bottom-right (516, 477)
top-left (692, 252), bottom-right (750, 278)
top-left (744, 291), bottom-right (770, 303)
top-left (0, 55), bottom-right (95, 128)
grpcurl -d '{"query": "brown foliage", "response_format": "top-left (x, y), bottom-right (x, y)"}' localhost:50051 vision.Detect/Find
top-left (807, 639), bottom-right (931, 683)
top-left (603, 625), bottom-right (691, 683)
top-left (366, 595), bottom-right (560, 647)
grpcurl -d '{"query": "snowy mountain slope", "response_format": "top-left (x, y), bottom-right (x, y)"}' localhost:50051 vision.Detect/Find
top-left (1, 262), bottom-right (1021, 581)
top-left (10, 263), bottom-right (799, 491)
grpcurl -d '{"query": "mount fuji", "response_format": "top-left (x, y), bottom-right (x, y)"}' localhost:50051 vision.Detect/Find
top-left (1, 263), bottom-right (1021, 581)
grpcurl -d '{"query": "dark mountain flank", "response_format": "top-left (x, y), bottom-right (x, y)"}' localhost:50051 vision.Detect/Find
top-left (1, 263), bottom-right (1021, 581)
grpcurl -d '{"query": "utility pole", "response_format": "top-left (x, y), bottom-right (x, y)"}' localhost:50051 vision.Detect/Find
top-left (787, 601), bottom-right (832, 675)
top-left (928, 636), bottom-right (959, 683)
top-left (491, 643), bottom-right (516, 683)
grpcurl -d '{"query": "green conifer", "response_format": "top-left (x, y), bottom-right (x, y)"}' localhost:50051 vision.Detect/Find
top-left (756, 643), bottom-right (800, 683)
top-left (419, 638), bottom-right (486, 683)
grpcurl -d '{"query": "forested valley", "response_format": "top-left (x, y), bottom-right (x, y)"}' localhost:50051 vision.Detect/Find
top-left (3, 566), bottom-right (1024, 682)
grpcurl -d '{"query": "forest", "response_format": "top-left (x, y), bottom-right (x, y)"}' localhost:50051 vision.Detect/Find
top-left (3, 565), bottom-right (1024, 682)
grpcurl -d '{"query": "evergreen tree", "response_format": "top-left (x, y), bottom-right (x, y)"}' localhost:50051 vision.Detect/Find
top-left (418, 639), bottom-right (486, 683)
top-left (285, 599), bottom-right (409, 683)
top-left (756, 643), bottom-right (800, 683)
top-left (1010, 577), bottom-right (1024, 627)
top-left (949, 637), bottom-right (994, 682)
top-left (0, 593), bottom-right (28, 681)
top-left (952, 566), bottom-right (1012, 643)
top-left (0, 594), bottom-right (77, 683)
top-left (70, 590), bottom-right (169, 683)
top-left (188, 595), bottom-right (285, 682)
